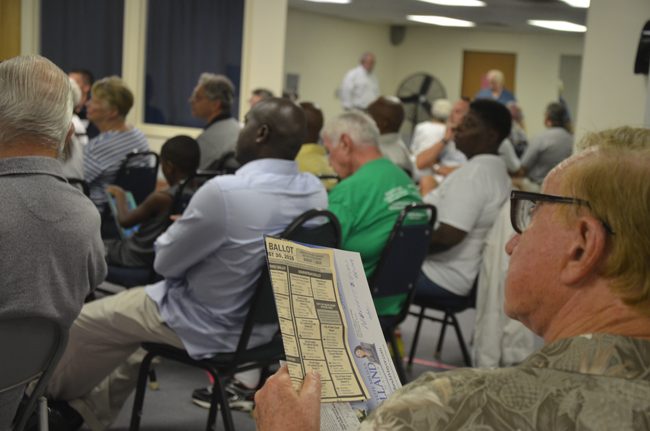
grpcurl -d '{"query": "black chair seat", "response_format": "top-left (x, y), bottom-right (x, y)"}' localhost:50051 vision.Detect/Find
top-left (106, 265), bottom-right (161, 288)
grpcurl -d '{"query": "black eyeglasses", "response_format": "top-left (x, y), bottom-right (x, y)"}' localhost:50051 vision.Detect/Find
top-left (510, 190), bottom-right (614, 235)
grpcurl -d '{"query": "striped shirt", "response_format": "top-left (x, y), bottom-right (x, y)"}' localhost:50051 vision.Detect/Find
top-left (84, 128), bottom-right (149, 209)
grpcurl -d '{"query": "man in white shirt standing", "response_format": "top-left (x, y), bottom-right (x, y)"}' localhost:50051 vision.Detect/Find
top-left (340, 52), bottom-right (379, 110)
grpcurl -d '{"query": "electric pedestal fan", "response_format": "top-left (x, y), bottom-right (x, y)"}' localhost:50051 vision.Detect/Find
top-left (396, 73), bottom-right (446, 147)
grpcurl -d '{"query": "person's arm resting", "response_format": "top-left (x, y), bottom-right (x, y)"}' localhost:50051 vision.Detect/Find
top-left (106, 185), bottom-right (172, 228)
top-left (430, 222), bottom-right (467, 253)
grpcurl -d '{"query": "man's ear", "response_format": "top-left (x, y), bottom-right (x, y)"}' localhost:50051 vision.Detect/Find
top-left (256, 124), bottom-right (270, 143)
top-left (560, 216), bottom-right (608, 286)
top-left (339, 134), bottom-right (353, 153)
top-left (65, 123), bottom-right (74, 144)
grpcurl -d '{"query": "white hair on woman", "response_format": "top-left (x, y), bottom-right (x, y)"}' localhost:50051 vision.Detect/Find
top-left (0, 55), bottom-right (73, 151)
top-left (431, 99), bottom-right (452, 122)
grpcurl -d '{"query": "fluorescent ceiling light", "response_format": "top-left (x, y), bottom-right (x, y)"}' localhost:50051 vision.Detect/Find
top-left (559, 0), bottom-right (590, 7)
top-left (528, 20), bottom-right (586, 32)
top-left (407, 15), bottom-right (476, 27)
top-left (304, 0), bottom-right (351, 3)
top-left (416, 0), bottom-right (486, 6)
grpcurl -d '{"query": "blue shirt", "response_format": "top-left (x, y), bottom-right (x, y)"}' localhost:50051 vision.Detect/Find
top-left (83, 128), bottom-right (149, 209)
top-left (474, 88), bottom-right (516, 105)
top-left (146, 159), bottom-right (328, 359)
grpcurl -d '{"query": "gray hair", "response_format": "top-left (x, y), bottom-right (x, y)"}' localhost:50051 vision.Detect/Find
top-left (0, 55), bottom-right (73, 150)
top-left (198, 73), bottom-right (234, 113)
top-left (431, 99), bottom-right (452, 121)
top-left (321, 110), bottom-right (380, 148)
top-left (487, 69), bottom-right (504, 85)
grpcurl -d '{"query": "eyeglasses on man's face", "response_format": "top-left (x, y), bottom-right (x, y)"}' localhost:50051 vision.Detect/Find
top-left (510, 190), bottom-right (614, 235)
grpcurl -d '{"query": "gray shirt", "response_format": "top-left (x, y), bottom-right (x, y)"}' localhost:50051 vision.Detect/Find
top-left (377, 133), bottom-right (413, 175)
top-left (521, 127), bottom-right (573, 184)
top-left (197, 117), bottom-right (240, 169)
top-left (0, 156), bottom-right (106, 328)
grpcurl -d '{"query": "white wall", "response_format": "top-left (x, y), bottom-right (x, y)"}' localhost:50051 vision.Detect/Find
top-left (285, 8), bottom-right (584, 137)
top-left (574, 0), bottom-right (650, 141)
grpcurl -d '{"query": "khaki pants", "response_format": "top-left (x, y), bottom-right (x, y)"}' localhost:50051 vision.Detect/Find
top-left (47, 287), bottom-right (184, 431)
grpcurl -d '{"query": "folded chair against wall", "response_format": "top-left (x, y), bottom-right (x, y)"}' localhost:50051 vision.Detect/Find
top-left (128, 209), bottom-right (341, 431)
top-left (407, 278), bottom-right (478, 368)
top-left (369, 203), bottom-right (437, 384)
top-left (0, 317), bottom-right (68, 431)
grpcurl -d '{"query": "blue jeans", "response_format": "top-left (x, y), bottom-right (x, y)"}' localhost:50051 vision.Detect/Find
top-left (414, 271), bottom-right (468, 309)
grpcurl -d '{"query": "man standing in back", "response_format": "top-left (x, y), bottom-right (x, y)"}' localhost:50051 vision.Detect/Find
top-left (340, 52), bottom-right (380, 111)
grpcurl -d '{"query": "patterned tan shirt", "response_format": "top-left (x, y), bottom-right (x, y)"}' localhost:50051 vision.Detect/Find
top-left (361, 334), bottom-right (650, 430)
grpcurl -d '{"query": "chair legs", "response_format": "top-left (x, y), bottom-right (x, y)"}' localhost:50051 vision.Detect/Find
top-left (129, 352), bottom-right (156, 431)
top-left (407, 307), bottom-right (425, 368)
top-left (407, 307), bottom-right (472, 367)
top-left (387, 331), bottom-right (408, 384)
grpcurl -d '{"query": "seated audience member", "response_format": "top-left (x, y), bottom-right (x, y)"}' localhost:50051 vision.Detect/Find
top-left (366, 96), bottom-right (414, 175)
top-left (507, 101), bottom-right (528, 157)
top-left (69, 68), bottom-right (99, 139)
top-left (475, 69), bottom-right (516, 105)
top-left (323, 111), bottom-right (421, 315)
top-left (249, 88), bottom-right (274, 107)
top-left (514, 102), bottom-right (573, 191)
top-left (410, 98), bottom-right (451, 176)
top-left (83, 76), bottom-right (149, 210)
top-left (104, 135), bottom-right (200, 268)
top-left (417, 100), bottom-right (512, 307)
top-left (0, 55), bottom-right (106, 429)
top-left (255, 127), bottom-right (650, 431)
top-left (45, 98), bottom-right (328, 430)
top-left (295, 101), bottom-right (338, 190)
top-left (415, 98), bottom-right (469, 194)
top-left (60, 77), bottom-right (88, 179)
top-left (189, 73), bottom-right (240, 170)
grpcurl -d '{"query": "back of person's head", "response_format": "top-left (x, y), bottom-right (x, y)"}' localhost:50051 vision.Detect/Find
top-left (252, 88), bottom-right (274, 100)
top-left (299, 102), bottom-right (324, 144)
top-left (237, 97), bottom-right (306, 164)
top-left (198, 73), bottom-right (234, 113)
top-left (431, 99), bottom-right (452, 122)
top-left (69, 68), bottom-right (94, 87)
top-left (321, 110), bottom-right (380, 148)
top-left (365, 96), bottom-right (404, 134)
top-left (0, 55), bottom-right (73, 149)
top-left (92, 76), bottom-right (134, 118)
top-left (545, 102), bottom-right (571, 131)
top-left (469, 99), bottom-right (512, 143)
top-left (161, 135), bottom-right (200, 175)
top-left (557, 131), bottom-right (650, 316)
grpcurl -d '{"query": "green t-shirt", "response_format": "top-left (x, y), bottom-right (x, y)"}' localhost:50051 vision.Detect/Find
top-left (328, 158), bottom-right (422, 315)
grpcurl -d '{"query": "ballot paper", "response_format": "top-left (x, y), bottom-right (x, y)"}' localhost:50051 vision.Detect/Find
top-left (264, 237), bottom-right (402, 430)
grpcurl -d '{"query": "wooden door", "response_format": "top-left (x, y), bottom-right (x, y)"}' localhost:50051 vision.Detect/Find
top-left (462, 51), bottom-right (517, 100)
top-left (0, 0), bottom-right (21, 60)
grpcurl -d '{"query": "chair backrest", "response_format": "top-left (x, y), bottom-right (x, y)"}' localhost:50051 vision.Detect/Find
top-left (234, 209), bottom-right (341, 355)
top-left (114, 151), bottom-right (160, 204)
top-left (0, 317), bottom-right (68, 431)
top-left (205, 151), bottom-right (240, 174)
top-left (370, 203), bottom-right (437, 320)
top-left (170, 170), bottom-right (222, 216)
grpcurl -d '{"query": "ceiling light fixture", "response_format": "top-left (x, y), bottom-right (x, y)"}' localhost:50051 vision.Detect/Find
top-left (416, 0), bottom-right (486, 6)
top-left (528, 20), bottom-right (586, 32)
top-left (407, 15), bottom-right (476, 27)
top-left (304, 0), bottom-right (352, 4)
top-left (559, 0), bottom-right (590, 8)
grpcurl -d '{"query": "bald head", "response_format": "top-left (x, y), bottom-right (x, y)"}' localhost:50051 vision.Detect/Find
top-left (236, 97), bottom-right (306, 165)
top-left (366, 97), bottom-right (404, 134)
top-left (299, 102), bottom-right (324, 143)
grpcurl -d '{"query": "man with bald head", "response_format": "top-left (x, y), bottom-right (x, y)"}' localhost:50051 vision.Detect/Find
top-left (46, 98), bottom-right (328, 430)
top-left (366, 96), bottom-right (413, 174)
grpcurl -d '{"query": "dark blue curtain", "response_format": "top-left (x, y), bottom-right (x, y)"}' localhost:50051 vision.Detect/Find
top-left (145, 0), bottom-right (244, 126)
top-left (40, 0), bottom-right (124, 80)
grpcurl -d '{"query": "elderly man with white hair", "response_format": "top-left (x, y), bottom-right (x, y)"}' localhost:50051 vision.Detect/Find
top-left (339, 52), bottom-right (380, 110)
top-left (0, 55), bottom-right (106, 428)
top-left (323, 110), bottom-right (421, 316)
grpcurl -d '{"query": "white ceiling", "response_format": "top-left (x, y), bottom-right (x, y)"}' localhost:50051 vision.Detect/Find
top-left (287, 0), bottom-right (588, 34)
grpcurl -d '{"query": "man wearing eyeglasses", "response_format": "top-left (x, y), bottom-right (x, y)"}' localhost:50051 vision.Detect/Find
top-left (254, 127), bottom-right (650, 431)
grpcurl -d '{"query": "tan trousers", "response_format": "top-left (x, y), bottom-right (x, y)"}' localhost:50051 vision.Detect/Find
top-left (47, 287), bottom-right (184, 431)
